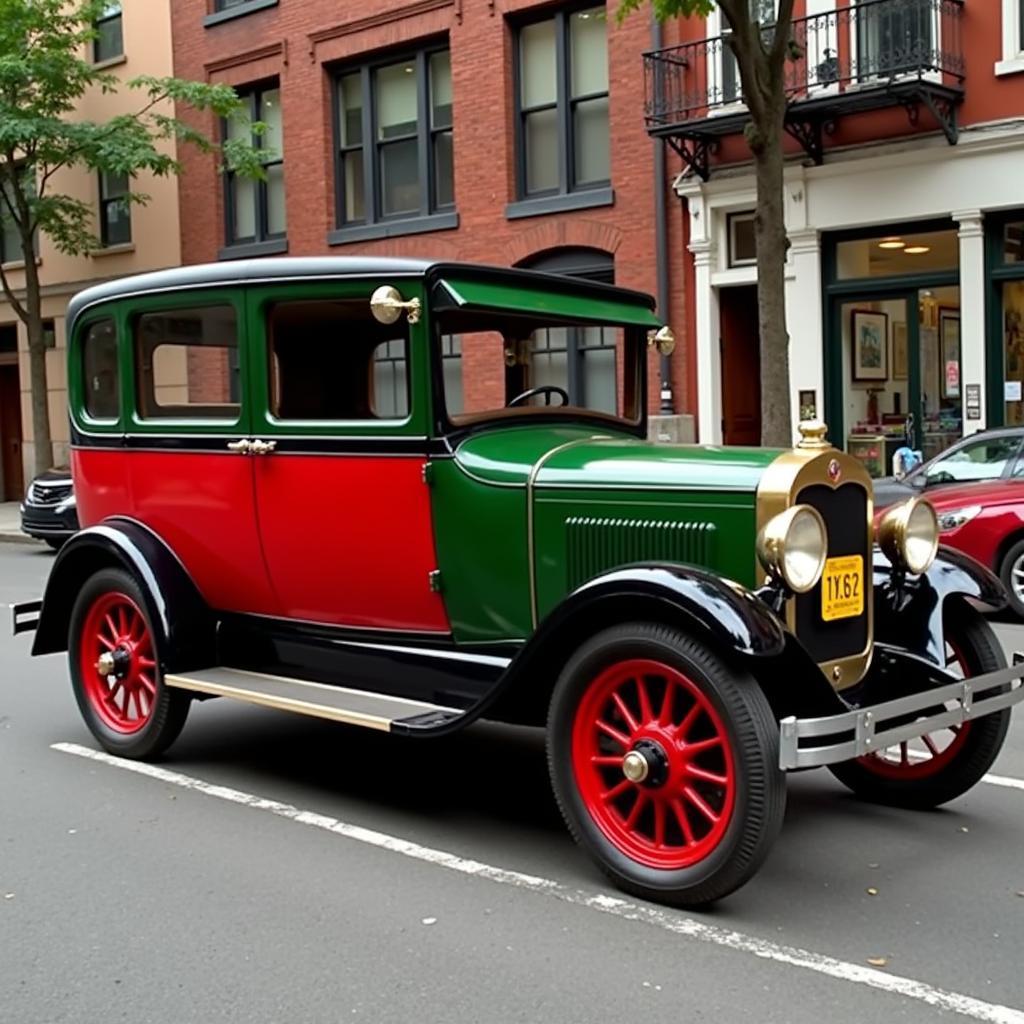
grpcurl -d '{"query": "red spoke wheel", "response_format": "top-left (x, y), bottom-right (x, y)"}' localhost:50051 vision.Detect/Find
top-left (829, 604), bottom-right (1010, 808)
top-left (548, 623), bottom-right (785, 907)
top-left (69, 568), bottom-right (190, 759)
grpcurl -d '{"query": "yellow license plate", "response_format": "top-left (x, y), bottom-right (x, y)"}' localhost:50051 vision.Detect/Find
top-left (821, 555), bottom-right (864, 622)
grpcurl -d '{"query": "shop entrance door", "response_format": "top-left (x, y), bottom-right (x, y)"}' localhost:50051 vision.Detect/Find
top-left (0, 360), bottom-right (24, 501)
top-left (833, 286), bottom-right (961, 477)
top-left (720, 285), bottom-right (761, 445)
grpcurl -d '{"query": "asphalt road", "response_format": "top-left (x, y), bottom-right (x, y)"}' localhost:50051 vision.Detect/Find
top-left (2, 541), bottom-right (1023, 1024)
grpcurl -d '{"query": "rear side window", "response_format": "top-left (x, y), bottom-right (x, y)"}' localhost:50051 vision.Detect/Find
top-left (135, 306), bottom-right (240, 420)
top-left (267, 300), bottom-right (409, 421)
top-left (82, 319), bottom-right (119, 421)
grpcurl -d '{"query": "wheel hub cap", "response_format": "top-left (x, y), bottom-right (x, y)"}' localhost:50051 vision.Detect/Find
top-left (622, 739), bottom-right (669, 787)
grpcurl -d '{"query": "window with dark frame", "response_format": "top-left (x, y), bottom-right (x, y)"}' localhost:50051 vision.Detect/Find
top-left (515, 6), bottom-right (609, 199)
top-left (99, 171), bottom-right (131, 247)
top-left (224, 84), bottom-right (285, 248)
top-left (728, 211), bottom-right (757, 267)
top-left (334, 46), bottom-right (453, 232)
top-left (94, 3), bottom-right (123, 63)
top-left (214, 0), bottom-right (255, 10)
top-left (0, 168), bottom-right (37, 264)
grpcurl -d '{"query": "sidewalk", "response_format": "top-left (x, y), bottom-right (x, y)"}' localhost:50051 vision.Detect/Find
top-left (0, 501), bottom-right (37, 545)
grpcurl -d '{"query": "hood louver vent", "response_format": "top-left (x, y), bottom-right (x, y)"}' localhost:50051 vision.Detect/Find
top-left (565, 516), bottom-right (716, 590)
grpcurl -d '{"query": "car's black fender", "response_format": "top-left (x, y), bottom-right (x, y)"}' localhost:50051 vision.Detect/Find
top-left (481, 564), bottom-right (789, 727)
top-left (873, 544), bottom-right (1007, 668)
top-left (32, 517), bottom-right (215, 672)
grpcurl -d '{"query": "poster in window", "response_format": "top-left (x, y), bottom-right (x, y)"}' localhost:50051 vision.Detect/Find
top-left (851, 310), bottom-right (888, 382)
top-left (940, 308), bottom-right (960, 399)
top-left (891, 322), bottom-right (907, 380)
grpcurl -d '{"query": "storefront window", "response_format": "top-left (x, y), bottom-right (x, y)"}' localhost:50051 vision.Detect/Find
top-left (1005, 280), bottom-right (1024, 426)
top-left (1005, 221), bottom-right (1024, 264)
top-left (836, 229), bottom-right (958, 279)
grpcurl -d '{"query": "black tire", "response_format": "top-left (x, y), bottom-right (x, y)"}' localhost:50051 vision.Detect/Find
top-left (69, 568), bottom-right (190, 759)
top-left (998, 537), bottom-right (1024, 619)
top-left (44, 538), bottom-right (65, 552)
top-left (547, 622), bottom-right (786, 907)
top-left (829, 605), bottom-right (1010, 808)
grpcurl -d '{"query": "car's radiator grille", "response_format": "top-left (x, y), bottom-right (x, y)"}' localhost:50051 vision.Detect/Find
top-left (29, 483), bottom-right (72, 505)
top-left (565, 516), bottom-right (716, 590)
top-left (793, 482), bottom-right (870, 664)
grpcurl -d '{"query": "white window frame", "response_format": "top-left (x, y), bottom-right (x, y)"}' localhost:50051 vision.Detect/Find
top-left (997, 0), bottom-right (1024, 76)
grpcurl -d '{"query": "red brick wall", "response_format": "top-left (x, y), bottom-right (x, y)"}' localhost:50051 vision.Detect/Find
top-left (171, 0), bottom-right (689, 418)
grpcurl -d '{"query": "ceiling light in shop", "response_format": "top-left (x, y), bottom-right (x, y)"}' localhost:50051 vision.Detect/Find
top-left (878, 238), bottom-right (906, 249)
top-left (904, 245), bottom-right (931, 254)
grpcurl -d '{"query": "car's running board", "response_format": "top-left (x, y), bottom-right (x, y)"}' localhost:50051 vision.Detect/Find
top-left (164, 667), bottom-right (465, 734)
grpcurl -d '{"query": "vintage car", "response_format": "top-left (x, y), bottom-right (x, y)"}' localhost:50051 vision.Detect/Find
top-left (11, 258), bottom-right (1024, 907)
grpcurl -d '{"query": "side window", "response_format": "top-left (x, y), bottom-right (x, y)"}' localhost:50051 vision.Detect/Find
top-left (926, 436), bottom-right (1020, 482)
top-left (82, 319), bottom-right (120, 421)
top-left (267, 300), bottom-right (408, 421)
top-left (135, 306), bottom-right (240, 420)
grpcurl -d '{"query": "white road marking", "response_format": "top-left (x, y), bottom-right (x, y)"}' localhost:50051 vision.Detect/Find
top-left (53, 741), bottom-right (1024, 1024)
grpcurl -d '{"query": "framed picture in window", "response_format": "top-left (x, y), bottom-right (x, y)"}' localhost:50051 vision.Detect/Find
top-left (851, 310), bottom-right (888, 382)
top-left (939, 308), bottom-right (960, 399)
top-left (892, 321), bottom-right (907, 380)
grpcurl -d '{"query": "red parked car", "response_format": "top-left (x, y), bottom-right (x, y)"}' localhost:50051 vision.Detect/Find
top-left (927, 480), bottom-right (1024, 617)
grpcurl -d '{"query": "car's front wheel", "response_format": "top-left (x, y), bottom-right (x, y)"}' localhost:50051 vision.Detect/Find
top-left (547, 623), bottom-right (786, 907)
top-left (829, 605), bottom-right (1010, 808)
top-left (69, 568), bottom-right (190, 759)
top-left (998, 537), bottom-right (1024, 619)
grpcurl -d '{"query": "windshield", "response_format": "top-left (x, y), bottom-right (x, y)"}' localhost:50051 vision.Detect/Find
top-left (434, 309), bottom-right (644, 429)
top-left (920, 434), bottom-right (1021, 485)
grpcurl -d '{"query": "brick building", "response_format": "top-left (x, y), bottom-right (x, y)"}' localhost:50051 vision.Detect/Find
top-left (170, 0), bottom-right (692, 435)
top-left (645, 0), bottom-right (1024, 469)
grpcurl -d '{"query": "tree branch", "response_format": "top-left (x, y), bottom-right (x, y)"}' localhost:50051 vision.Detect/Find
top-left (769, 0), bottom-right (798, 69)
top-left (0, 260), bottom-right (28, 324)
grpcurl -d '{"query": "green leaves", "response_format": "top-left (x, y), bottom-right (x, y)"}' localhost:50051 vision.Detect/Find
top-left (0, 0), bottom-right (261, 261)
top-left (616, 0), bottom-right (716, 25)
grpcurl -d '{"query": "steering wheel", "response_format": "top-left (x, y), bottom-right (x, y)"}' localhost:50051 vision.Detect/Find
top-left (507, 385), bottom-right (570, 408)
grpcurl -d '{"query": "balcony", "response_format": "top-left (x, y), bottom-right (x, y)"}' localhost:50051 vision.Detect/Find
top-left (643, 0), bottom-right (965, 179)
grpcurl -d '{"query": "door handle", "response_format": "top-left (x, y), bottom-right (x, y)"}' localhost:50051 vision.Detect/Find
top-left (249, 439), bottom-right (277, 455)
top-left (227, 439), bottom-right (252, 454)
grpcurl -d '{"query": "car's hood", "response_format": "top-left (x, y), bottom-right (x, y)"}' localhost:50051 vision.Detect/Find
top-left (872, 475), bottom-right (919, 510)
top-left (32, 467), bottom-right (73, 484)
top-left (921, 478), bottom-right (1024, 511)
top-left (453, 425), bottom-right (781, 491)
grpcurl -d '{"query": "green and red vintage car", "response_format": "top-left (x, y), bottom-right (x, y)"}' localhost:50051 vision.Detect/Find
top-left (13, 257), bottom-right (1024, 906)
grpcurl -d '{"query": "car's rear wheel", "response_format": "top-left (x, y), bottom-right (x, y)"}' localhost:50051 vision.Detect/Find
top-left (998, 537), bottom-right (1024, 619)
top-left (829, 606), bottom-right (1009, 808)
top-left (547, 623), bottom-right (786, 907)
top-left (69, 568), bottom-right (190, 759)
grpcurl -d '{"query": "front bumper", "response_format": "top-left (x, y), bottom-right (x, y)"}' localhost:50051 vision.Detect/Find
top-left (779, 651), bottom-right (1024, 770)
top-left (20, 502), bottom-right (79, 539)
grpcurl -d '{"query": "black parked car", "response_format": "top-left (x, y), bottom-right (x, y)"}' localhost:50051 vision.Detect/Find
top-left (20, 468), bottom-right (79, 550)
top-left (873, 427), bottom-right (1024, 509)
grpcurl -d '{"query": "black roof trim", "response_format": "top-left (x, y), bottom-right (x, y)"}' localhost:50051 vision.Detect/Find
top-left (65, 257), bottom-right (657, 337)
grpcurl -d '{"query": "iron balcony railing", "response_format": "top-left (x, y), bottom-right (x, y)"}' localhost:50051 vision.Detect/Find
top-left (644, 0), bottom-right (965, 131)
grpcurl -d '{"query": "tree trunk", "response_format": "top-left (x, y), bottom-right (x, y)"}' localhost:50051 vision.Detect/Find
top-left (21, 251), bottom-right (54, 475)
top-left (752, 100), bottom-right (792, 449)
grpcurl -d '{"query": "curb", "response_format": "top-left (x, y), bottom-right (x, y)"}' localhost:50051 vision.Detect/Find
top-left (0, 531), bottom-right (43, 547)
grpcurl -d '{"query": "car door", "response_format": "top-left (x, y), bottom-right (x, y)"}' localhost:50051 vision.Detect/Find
top-left (245, 279), bottom-right (449, 632)
top-left (124, 289), bottom-right (278, 615)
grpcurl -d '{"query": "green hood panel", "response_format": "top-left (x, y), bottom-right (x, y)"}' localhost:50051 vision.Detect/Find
top-left (454, 427), bottom-right (781, 492)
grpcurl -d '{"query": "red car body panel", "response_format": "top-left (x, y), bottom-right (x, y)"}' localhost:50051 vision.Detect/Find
top-left (926, 480), bottom-right (1024, 571)
top-left (253, 454), bottom-right (450, 632)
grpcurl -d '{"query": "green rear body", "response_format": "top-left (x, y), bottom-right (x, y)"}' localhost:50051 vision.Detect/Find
top-left (431, 425), bottom-right (782, 643)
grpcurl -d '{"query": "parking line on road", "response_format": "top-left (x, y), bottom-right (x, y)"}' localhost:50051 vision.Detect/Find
top-left (52, 741), bottom-right (1024, 1024)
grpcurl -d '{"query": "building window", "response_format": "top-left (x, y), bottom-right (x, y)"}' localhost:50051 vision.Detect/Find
top-left (0, 168), bottom-right (37, 264)
top-left (516, 6), bottom-right (609, 198)
top-left (334, 47), bottom-right (453, 230)
top-left (225, 84), bottom-right (285, 248)
top-left (99, 172), bottom-right (131, 247)
top-left (215, 0), bottom-right (257, 9)
top-left (94, 3), bottom-right (123, 63)
top-left (728, 212), bottom-right (757, 267)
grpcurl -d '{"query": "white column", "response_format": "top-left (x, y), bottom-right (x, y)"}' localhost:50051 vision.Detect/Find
top-left (692, 241), bottom-right (722, 444)
top-left (786, 227), bottom-right (824, 441)
top-left (953, 209), bottom-right (986, 432)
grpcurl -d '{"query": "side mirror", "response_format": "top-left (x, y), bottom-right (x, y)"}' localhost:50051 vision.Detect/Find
top-left (370, 285), bottom-right (421, 325)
